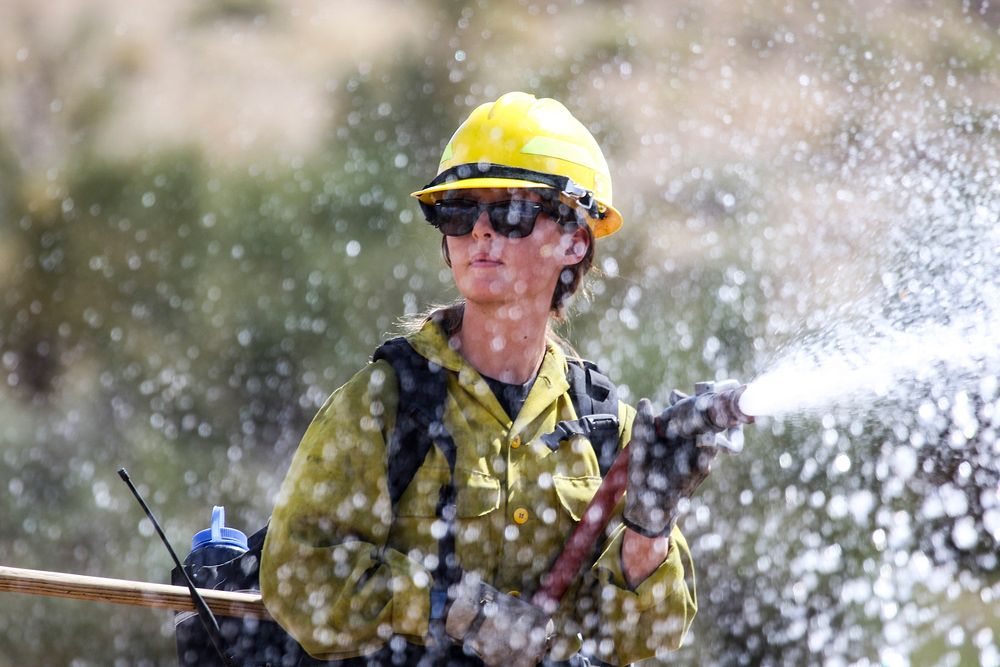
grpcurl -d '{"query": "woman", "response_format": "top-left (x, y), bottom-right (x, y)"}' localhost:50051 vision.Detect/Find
top-left (261, 92), bottom-right (707, 666)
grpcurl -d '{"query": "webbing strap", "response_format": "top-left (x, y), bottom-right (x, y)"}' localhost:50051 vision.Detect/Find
top-left (420, 163), bottom-right (605, 221)
top-left (373, 338), bottom-right (460, 633)
top-left (566, 360), bottom-right (620, 476)
top-left (373, 339), bottom-right (456, 509)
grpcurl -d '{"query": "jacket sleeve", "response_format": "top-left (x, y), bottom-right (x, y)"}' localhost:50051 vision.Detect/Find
top-left (260, 361), bottom-right (431, 660)
top-left (578, 401), bottom-right (699, 665)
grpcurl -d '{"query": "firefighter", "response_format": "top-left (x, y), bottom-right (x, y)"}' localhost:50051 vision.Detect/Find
top-left (261, 92), bottom-right (717, 666)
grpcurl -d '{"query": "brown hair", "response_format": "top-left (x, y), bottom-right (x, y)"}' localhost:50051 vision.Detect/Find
top-left (551, 223), bottom-right (596, 322)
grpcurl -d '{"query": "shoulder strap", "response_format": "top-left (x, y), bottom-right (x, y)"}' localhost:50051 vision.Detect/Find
top-left (373, 337), bottom-right (457, 508)
top-left (372, 336), bottom-right (460, 629)
top-left (565, 359), bottom-right (620, 476)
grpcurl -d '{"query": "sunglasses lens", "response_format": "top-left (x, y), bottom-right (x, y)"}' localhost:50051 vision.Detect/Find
top-left (489, 200), bottom-right (540, 238)
top-left (432, 201), bottom-right (479, 236)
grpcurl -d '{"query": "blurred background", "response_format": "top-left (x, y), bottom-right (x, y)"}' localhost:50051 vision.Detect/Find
top-left (2, 0), bottom-right (999, 664)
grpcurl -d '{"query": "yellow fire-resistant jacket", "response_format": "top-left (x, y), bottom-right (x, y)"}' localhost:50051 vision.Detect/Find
top-left (260, 320), bottom-right (697, 665)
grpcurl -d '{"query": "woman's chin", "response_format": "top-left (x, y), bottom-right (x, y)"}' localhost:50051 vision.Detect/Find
top-left (461, 287), bottom-right (512, 306)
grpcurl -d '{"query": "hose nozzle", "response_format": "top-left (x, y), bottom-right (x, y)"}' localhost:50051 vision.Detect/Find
top-left (702, 382), bottom-right (754, 431)
top-left (655, 380), bottom-right (755, 446)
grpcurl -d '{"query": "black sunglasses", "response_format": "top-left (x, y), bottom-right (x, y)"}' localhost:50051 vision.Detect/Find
top-left (425, 198), bottom-right (579, 238)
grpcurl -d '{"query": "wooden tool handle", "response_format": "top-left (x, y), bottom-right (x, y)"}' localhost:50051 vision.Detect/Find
top-left (0, 565), bottom-right (270, 619)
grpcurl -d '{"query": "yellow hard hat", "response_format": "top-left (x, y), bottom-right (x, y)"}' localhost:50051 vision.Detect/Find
top-left (411, 92), bottom-right (623, 238)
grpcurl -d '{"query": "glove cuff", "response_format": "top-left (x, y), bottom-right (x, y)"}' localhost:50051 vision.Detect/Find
top-left (444, 573), bottom-right (493, 642)
top-left (622, 513), bottom-right (675, 538)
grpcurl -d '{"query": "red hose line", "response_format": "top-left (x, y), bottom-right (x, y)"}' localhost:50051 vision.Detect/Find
top-left (531, 450), bottom-right (629, 613)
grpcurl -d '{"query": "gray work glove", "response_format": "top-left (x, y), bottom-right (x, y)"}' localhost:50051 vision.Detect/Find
top-left (445, 571), bottom-right (554, 667)
top-left (623, 397), bottom-right (720, 537)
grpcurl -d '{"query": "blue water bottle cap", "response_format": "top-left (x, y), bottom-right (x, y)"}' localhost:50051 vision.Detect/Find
top-left (191, 506), bottom-right (248, 551)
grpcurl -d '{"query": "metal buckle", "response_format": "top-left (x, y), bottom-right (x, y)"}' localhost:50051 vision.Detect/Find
top-left (560, 177), bottom-right (601, 219)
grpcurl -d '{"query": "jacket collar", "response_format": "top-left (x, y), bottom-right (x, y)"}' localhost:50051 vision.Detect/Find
top-left (408, 319), bottom-right (571, 428)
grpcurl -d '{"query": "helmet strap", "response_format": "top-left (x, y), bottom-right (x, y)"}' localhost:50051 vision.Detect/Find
top-left (422, 163), bottom-right (605, 220)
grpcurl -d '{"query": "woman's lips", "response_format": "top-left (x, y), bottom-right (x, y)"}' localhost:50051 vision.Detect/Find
top-left (470, 254), bottom-right (502, 267)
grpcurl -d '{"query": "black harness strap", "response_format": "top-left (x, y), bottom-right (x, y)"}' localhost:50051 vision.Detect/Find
top-left (373, 338), bottom-right (456, 509)
top-left (565, 359), bottom-right (620, 476)
top-left (373, 337), bottom-right (460, 645)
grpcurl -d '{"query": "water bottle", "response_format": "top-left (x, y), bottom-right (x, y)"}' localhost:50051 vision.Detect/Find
top-left (185, 506), bottom-right (249, 569)
top-left (175, 506), bottom-right (248, 667)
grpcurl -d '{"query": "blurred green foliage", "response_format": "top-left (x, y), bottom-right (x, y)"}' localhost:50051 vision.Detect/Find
top-left (1, 1), bottom-right (999, 665)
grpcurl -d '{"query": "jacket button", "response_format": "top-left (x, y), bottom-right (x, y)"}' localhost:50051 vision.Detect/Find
top-left (513, 507), bottom-right (529, 524)
top-left (511, 435), bottom-right (522, 449)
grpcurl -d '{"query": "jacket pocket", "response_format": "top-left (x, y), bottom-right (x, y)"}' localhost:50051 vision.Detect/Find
top-left (552, 475), bottom-right (603, 522)
top-left (456, 470), bottom-right (502, 518)
top-left (394, 466), bottom-right (501, 518)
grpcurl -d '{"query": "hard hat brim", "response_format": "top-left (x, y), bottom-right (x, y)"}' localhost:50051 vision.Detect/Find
top-left (411, 177), bottom-right (623, 239)
top-left (410, 177), bottom-right (552, 202)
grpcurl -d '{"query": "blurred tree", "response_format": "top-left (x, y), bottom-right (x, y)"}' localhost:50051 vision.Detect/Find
top-left (1, 1), bottom-right (999, 665)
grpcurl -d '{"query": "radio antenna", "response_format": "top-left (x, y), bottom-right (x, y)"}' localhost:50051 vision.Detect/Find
top-left (117, 468), bottom-right (236, 667)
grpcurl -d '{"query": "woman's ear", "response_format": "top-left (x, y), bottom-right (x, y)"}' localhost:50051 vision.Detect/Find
top-left (562, 225), bottom-right (591, 265)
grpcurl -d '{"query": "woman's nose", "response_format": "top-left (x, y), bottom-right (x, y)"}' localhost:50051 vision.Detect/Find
top-left (471, 209), bottom-right (493, 238)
